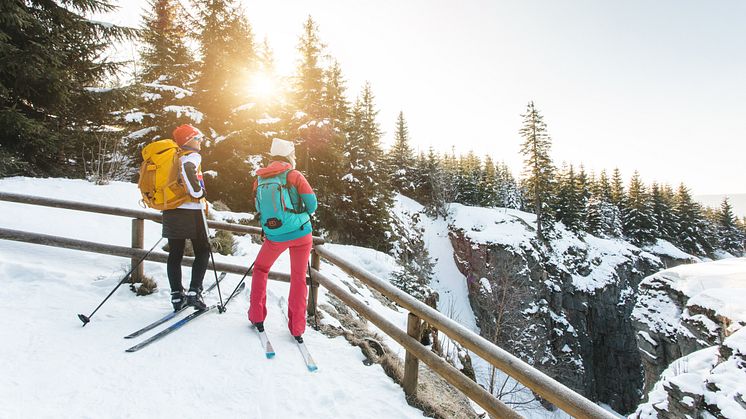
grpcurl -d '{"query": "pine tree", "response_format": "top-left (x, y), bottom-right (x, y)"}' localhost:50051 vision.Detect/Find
top-left (191, 0), bottom-right (260, 210)
top-left (293, 15), bottom-right (325, 122)
top-left (622, 171), bottom-right (656, 245)
top-left (518, 102), bottom-right (555, 240)
top-left (419, 148), bottom-right (452, 217)
top-left (122, 0), bottom-right (197, 163)
top-left (577, 164), bottom-right (591, 205)
top-left (140, 0), bottom-right (193, 86)
top-left (717, 198), bottom-right (745, 255)
top-left (585, 197), bottom-right (623, 238)
top-left (554, 164), bottom-right (584, 233)
top-left (431, 148), bottom-right (459, 213)
top-left (410, 151), bottom-right (431, 205)
top-left (455, 151), bottom-right (481, 206)
top-left (338, 83), bottom-right (394, 250)
top-left (193, 0), bottom-right (257, 132)
top-left (650, 183), bottom-right (678, 242)
top-left (322, 60), bottom-right (350, 129)
top-left (674, 183), bottom-right (710, 255)
top-left (495, 162), bottom-right (521, 209)
top-left (288, 17), bottom-right (348, 235)
top-left (304, 58), bottom-right (350, 235)
top-left (385, 111), bottom-right (416, 196)
top-left (478, 156), bottom-right (498, 207)
top-left (610, 168), bottom-right (625, 210)
top-left (390, 222), bottom-right (435, 302)
top-left (0, 0), bottom-right (136, 177)
top-left (593, 170), bottom-right (613, 202)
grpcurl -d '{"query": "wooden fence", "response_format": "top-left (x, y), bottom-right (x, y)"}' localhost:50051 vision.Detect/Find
top-left (0, 191), bottom-right (616, 419)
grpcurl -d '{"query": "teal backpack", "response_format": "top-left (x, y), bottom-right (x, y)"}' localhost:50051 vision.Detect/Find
top-left (255, 170), bottom-right (310, 236)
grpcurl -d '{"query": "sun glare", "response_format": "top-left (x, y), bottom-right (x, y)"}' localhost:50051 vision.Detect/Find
top-left (247, 72), bottom-right (279, 101)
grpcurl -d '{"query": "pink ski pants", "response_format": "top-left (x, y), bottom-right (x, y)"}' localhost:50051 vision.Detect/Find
top-left (248, 234), bottom-right (313, 336)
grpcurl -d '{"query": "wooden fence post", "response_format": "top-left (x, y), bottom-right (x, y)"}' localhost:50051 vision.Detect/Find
top-left (308, 250), bottom-right (320, 317)
top-left (403, 312), bottom-right (421, 398)
top-left (131, 218), bottom-right (144, 283)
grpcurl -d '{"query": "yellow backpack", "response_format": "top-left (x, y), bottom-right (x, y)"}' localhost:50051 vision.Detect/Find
top-left (137, 139), bottom-right (190, 210)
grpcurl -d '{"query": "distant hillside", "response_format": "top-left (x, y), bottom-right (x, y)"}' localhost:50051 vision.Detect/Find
top-left (695, 193), bottom-right (746, 218)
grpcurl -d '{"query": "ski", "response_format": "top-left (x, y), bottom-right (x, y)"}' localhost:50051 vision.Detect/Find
top-left (125, 282), bottom-right (245, 353)
top-left (278, 296), bottom-right (318, 372)
top-left (254, 326), bottom-right (275, 359)
top-left (296, 339), bottom-right (318, 372)
top-left (124, 272), bottom-right (227, 339)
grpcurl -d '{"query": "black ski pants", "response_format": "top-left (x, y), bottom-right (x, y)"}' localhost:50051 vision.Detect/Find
top-left (167, 236), bottom-right (210, 293)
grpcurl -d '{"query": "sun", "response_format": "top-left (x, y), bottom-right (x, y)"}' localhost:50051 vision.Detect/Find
top-left (247, 72), bottom-right (280, 101)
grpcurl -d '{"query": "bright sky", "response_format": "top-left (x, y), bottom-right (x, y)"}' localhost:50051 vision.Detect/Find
top-left (100, 0), bottom-right (746, 195)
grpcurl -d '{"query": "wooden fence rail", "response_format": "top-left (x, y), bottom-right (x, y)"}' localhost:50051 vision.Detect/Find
top-left (0, 192), bottom-right (616, 419)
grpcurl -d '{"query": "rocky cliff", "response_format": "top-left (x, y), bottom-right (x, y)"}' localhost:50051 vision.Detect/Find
top-left (445, 204), bottom-right (666, 413)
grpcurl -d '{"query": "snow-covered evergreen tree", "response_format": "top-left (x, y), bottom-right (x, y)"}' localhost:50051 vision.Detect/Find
top-left (495, 162), bottom-right (522, 209)
top-left (593, 169), bottom-right (613, 203)
top-left (190, 0), bottom-right (261, 210)
top-left (290, 17), bottom-right (347, 234)
top-left (650, 182), bottom-right (678, 242)
top-left (338, 83), bottom-right (394, 250)
top-left (385, 111), bottom-right (416, 197)
top-left (0, 0), bottom-right (136, 177)
top-left (716, 198), bottom-right (745, 255)
top-left (577, 164), bottom-right (591, 205)
top-left (193, 0), bottom-right (257, 133)
top-left (455, 151), bottom-right (481, 206)
top-left (478, 156), bottom-right (498, 207)
top-left (622, 171), bottom-right (656, 245)
top-left (554, 164), bottom-right (584, 233)
top-left (585, 197), bottom-right (623, 238)
top-left (518, 101), bottom-right (555, 240)
top-left (121, 0), bottom-right (197, 167)
top-left (674, 183), bottom-right (711, 255)
top-left (610, 168), bottom-right (625, 211)
top-left (389, 213), bottom-right (436, 303)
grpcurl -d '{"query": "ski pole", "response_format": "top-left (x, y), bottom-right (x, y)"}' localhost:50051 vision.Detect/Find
top-left (221, 261), bottom-right (255, 309)
top-left (78, 237), bottom-right (163, 326)
top-left (200, 206), bottom-right (226, 313)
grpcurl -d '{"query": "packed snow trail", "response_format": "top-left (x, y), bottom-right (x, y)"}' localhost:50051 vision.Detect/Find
top-left (0, 178), bottom-right (423, 419)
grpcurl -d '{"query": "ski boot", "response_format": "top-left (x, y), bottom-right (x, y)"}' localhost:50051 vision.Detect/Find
top-left (186, 288), bottom-right (207, 311)
top-left (171, 290), bottom-right (186, 312)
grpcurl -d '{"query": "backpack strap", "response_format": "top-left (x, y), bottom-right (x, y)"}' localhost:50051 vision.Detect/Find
top-left (279, 170), bottom-right (307, 214)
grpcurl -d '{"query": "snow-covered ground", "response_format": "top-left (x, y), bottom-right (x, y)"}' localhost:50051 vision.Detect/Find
top-left (0, 177), bottom-right (423, 419)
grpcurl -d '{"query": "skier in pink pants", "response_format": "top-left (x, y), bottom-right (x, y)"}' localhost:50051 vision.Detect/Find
top-left (249, 139), bottom-right (318, 342)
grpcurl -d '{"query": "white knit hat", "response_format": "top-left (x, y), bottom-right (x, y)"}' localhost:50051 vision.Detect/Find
top-left (269, 138), bottom-right (296, 168)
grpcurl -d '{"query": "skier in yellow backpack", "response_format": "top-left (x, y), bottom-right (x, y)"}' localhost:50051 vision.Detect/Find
top-left (162, 124), bottom-right (210, 311)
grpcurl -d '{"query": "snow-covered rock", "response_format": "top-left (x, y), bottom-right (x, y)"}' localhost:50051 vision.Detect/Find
top-left (631, 257), bottom-right (746, 414)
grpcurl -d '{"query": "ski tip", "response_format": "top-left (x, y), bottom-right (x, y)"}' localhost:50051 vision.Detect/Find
top-left (266, 352), bottom-right (276, 359)
top-left (124, 348), bottom-right (137, 353)
top-left (123, 334), bottom-right (135, 339)
top-left (307, 364), bottom-right (318, 372)
top-left (78, 314), bottom-right (90, 326)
